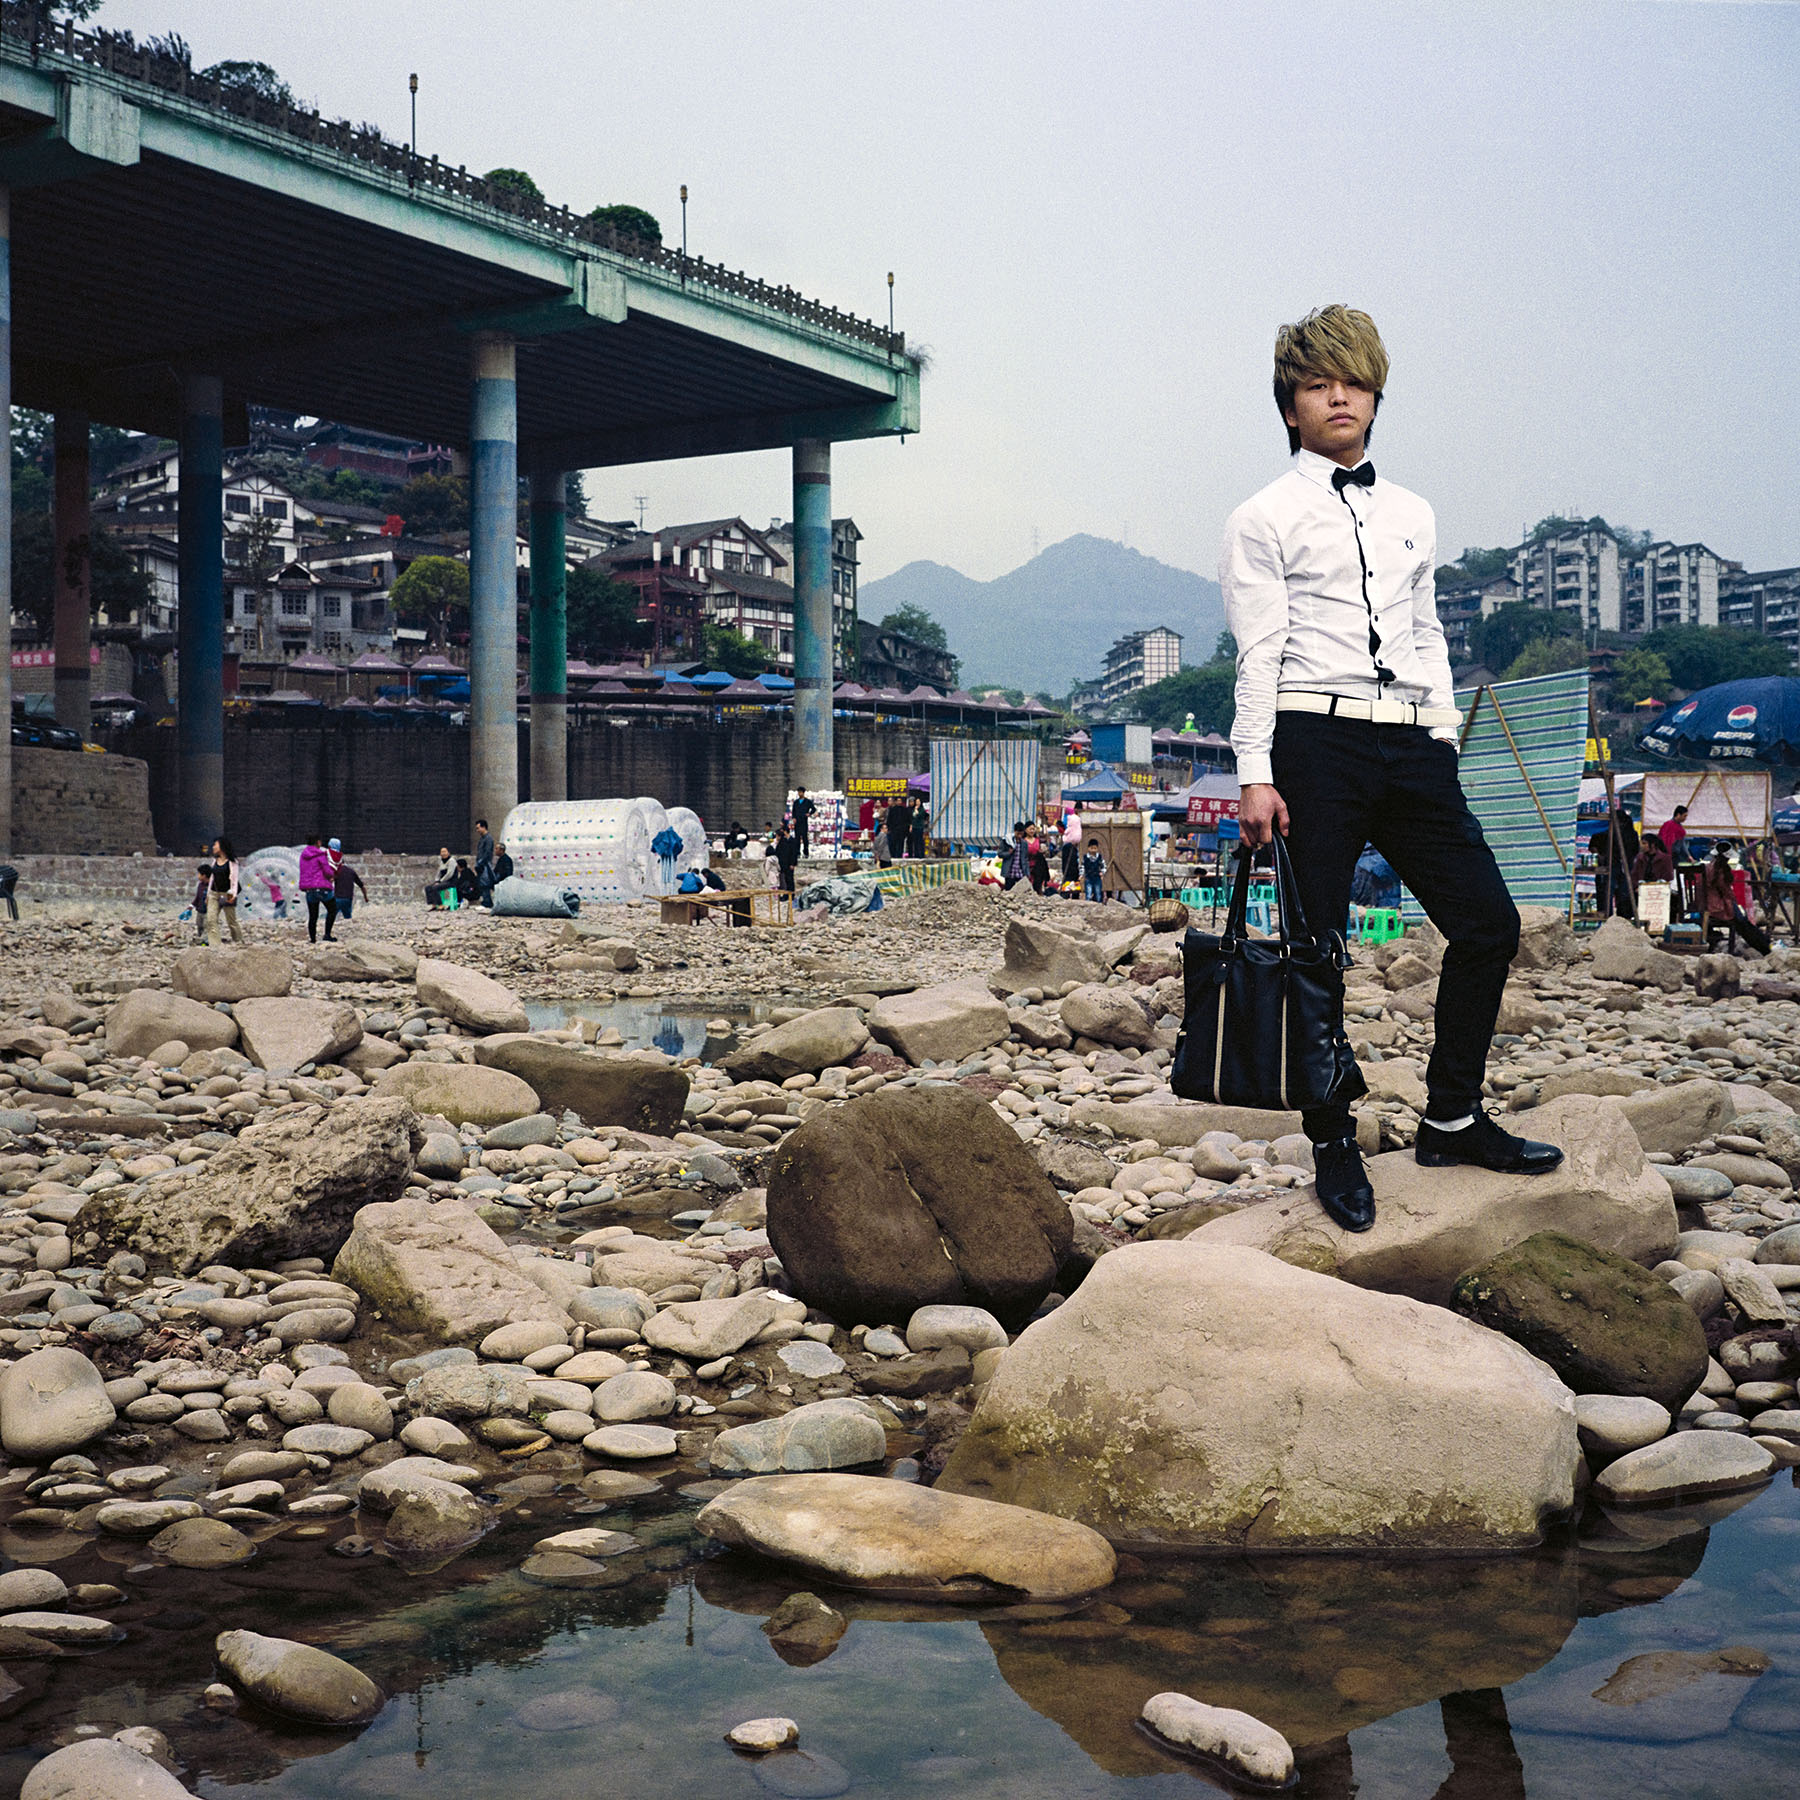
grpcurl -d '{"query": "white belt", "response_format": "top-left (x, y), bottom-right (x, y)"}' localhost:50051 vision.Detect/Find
top-left (1277, 691), bottom-right (1461, 728)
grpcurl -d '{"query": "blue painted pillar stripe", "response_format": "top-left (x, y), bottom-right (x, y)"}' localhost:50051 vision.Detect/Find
top-left (0, 189), bottom-right (11, 855)
top-left (177, 372), bottom-right (224, 849)
top-left (468, 334), bottom-right (519, 845)
top-left (792, 437), bottom-right (833, 793)
top-left (528, 467), bottom-right (568, 802)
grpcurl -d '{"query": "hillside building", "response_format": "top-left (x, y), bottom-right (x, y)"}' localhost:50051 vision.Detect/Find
top-left (855, 617), bottom-right (957, 691)
top-left (1508, 526), bottom-right (1622, 633)
top-left (1623, 541), bottom-right (1731, 632)
top-left (1101, 626), bottom-right (1181, 705)
top-left (1721, 566), bottom-right (1800, 657)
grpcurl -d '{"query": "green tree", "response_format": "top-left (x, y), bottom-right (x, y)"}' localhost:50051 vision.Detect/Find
top-left (485, 167), bottom-right (542, 204)
top-left (1132, 663), bottom-right (1237, 734)
top-left (1213, 629), bottom-right (1237, 662)
top-left (1639, 625), bottom-right (1792, 690)
top-left (1467, 601), bottom-right (1569, 674)
top-left (1502, 636), bottom-right (1588, 680)
top-left (878, 602), bottom-right (949, 652)
top-left (397, 473), bottom-right (469, 537)
top-left (1609, 648), bottom-right (1673, 708)
top-left (589, 203), bottom-right (662, 244)
top-left (701, 622), bottom-right (772, 678)
top-left (388, 555), bottom-right (469, 650)
top-left (201, 60), bottom-right (295, 106)
top-left (565, 566), bottom-right (649, 659)
top-left (1436, 545), bottom-right (1512, 586)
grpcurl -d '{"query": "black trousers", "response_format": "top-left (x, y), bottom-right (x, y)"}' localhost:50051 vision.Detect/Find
top-left (304, 889), bottom-right (338, 941)
top-left (1270, 714), bottom-right (1520, 1143)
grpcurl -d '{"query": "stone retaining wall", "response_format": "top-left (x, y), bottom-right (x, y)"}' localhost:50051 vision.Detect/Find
top-left (7, 851), bottom-right (439, 908)
top-left (9, 747), bottom-right (156, 855)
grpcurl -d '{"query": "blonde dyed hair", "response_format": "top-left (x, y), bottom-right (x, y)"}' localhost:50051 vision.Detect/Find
top-left (1273, 305), bottom-right (1389, 454)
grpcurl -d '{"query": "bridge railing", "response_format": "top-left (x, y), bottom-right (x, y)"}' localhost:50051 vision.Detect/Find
top-left (0, 3), bottom-right (906, 358)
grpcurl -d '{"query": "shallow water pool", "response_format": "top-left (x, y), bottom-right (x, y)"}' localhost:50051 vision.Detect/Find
top-left (520, 998), bottom-right (775, 1062)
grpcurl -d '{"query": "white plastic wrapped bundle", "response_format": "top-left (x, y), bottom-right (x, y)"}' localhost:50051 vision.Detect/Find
top-left (501, 799), bottom-right (651, 903)
top-left (238, 845), bottom-right (300, 921)
top-left (634, 797), bottom-right (677, 895)
top-left (666, 806), bottom-right (710, 872)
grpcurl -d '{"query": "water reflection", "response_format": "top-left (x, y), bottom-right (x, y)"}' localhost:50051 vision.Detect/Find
top-left (521, 997), bottom-right (770, 1061)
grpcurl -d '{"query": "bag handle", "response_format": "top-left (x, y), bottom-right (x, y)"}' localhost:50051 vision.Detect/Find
top-left (1222, 833), bottom-right (1317, 949)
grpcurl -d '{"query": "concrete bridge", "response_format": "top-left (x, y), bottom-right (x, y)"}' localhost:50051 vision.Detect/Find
top-left (0, 8), bottom-right (921, 853)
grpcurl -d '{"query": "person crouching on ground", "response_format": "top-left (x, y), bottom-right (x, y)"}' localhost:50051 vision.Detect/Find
top-left (1222, 302), bottom-right (1560, 1235)
top-left (333, 852), bottom-right (368, 923)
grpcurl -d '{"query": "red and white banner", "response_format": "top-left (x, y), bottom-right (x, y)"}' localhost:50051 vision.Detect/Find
top-left (10, 646), bottom-right (101, 669)
top-left (1186, 794), bottom-right (1240, 827)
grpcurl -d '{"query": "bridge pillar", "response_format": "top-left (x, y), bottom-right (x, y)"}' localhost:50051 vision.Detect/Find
top-left (792, 437), bottom-right (834, 794)
top-left (468, 333), bottom-right (518, 843)
top-left (177, 373), bottom-right (224, 851)
top-left (527, 466), bottom-right (567, 802)
top-left (0, 187), bottom-right (11, 857)
top-left (53, 410), bottom-right (90, 735)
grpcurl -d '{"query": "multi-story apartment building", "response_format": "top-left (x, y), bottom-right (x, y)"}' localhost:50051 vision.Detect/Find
top-left (1509, 526), bottom-right (1622, 632)
top-left (1623, 541), bottom-right (1731, 632)
top-left (1437, 573), bottom-right (1520, 665)
top-left (1100, 626), bottom-right (1181, 706)
top-left (1720, 566), bottom-right (1800, 657)
top-left (764, 516), bottom-right (862, 675)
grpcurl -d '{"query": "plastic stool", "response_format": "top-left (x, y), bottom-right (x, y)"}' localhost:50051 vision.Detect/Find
top-left (1245, 897), bottom-right (1276, 935)
top-left (1361, 907), bottom-right (1404, 943)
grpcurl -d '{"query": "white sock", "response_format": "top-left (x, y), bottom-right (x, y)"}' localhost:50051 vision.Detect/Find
top-left (1426, 1112), bottom-right (1475, 1132)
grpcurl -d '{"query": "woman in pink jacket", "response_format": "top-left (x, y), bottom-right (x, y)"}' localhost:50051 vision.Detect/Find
top-left (297, 835), bottom-right (337, 943)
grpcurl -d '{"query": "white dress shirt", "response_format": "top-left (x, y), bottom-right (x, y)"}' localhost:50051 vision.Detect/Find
top-left (1220, 448), bottom-right (1454, 788)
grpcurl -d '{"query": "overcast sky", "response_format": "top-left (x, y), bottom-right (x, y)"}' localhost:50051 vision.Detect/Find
top-left (99, 0), bottom-right (1799, 586)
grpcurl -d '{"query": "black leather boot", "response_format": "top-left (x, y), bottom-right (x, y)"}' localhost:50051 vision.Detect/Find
top-left (1313, 1137), bottom-right (1376, 1232)
top-left (1415, 1110), bottom-right (1563, 1173)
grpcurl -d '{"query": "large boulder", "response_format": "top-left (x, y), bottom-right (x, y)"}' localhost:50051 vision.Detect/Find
top-left (105, 988), bottom-right (239, 1060)
top-left (307, 942), bottom-right (419, 982)
top-left (0, 1348), bottom-right (116, 1458)
top-left (867, 980), bottom-right (1009, 1065)
top-left (232, 997), bottom-right (362, 1071)
top-left (333, 1193), bottom-right (569, 1342)
top-left (939, 1242), bottom-right (1579, 1550)
top-left (990, 919), bottom-right (1108, 996)
top-left (86, 1097), bottom-right (420, 1275)
top-left (21, 1741), bottom-right (194, 1800)
top-left (1187, 1095), bottom-right (1676, 1305)
top-left (717, 1008), bottom-right (869, 1082)
top-left (1603, 1079), bottom-right (1736, 1156)
top-left (414, 958), bottom-right (528, 1034)
top-left (171, 945), bottom-right (293, 1002)
top-left (1588, 917), bottom-right (1686, 991)
top-left (1059, 983), bottom-right (1155, 1049)
top-left (1450, 1230), bottom-right (1709, 1412)
top-left (696, 1472), bottom-right (1115, 1602)
top-left (371, 1061), bottom-right (540, 1128)
top-left (470, 1037), bottom-right (688, 1134)
top-left (766, 1086), bottom-right (1073, 1328)
top-left (1511, 905), bottom-right (1578, 971)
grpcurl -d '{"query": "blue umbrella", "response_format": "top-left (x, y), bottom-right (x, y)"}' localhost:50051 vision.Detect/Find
top-left (1639, 677), bottom-right (1800, 765)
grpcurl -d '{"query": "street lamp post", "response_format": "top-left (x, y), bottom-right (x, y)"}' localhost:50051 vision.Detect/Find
top-left (679, 183), bottom-right (688, 285)
top-left (409, 73), bottom-right (418, 164)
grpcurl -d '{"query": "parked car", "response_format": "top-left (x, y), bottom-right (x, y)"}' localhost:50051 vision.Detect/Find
top-left (10, 719), bottom-right (83, 751)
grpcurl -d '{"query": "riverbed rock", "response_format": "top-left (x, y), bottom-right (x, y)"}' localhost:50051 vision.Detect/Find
top-left (333, 1192), bottom-right (570, 1342)
top-left (0, 1348), bottom-right (116, 1458)
top-left (307, 942), bottom-right (418, 982)
top-left (1059, 983), bottom-right (1156, 1049)
top-left (641, 1290), bottom-right (785, 1360)
top-left (1589, 917), bottom-right (1687, 991)
top-left (1574, 1395), bottom-right (1672, 1457)
top-left (1593, 1433), bottom-right (1776, 1506)
top-left (172, 945), bottom-right (293, 1003)
top-left (719, 1008), bottom-right (870, 1082)
top-left (696, 1472), bottom-right (1116, 1601)
top-left (866, 979), bottom-right (1009, 1066)
top-left (21, 1740), bottom-right (194, 1800)
top-left (1512, 905), bottom-right (1578, 971)
top-left (1066, 1097), bottom-right (1305, 1146)
top-left (1139, 1694), bottom-right (1295, 1788)
top-left (469, 1037), bottom-right (688, 1134)
top-left (149, 1517), bottom-right (256, 1569)
top-left (414, 958), bottom-right (529, 1034)
top-left (709, 1399), bottom-right (888, 1474)
top-left (1189, 1096), bottom-right (1674, 1306)
top-left (371, 1061), bottom-right (540, 1128)
top-left (105, 988), bottom-right (239, 1060)
top-left (939, 1241), bottom-right (1579, 1550)
top-left (384, 1478), bottom-right (489, 1558)
top-left (1450, 1231), bottom-right (1708, 1412)
top-left (990, 918), bottom-right (1108, 996)
top-left (232, 996), bottom-right (362, 1072)
top-left (87, 1096), bottom-right (420, 1274)
top-left (214, 1629), bottom-right (385, 1723)
top-left (1604, 1079), bottom-right (1736, 1156)
top-left (766, 1085), bottom-right (1073, 1328)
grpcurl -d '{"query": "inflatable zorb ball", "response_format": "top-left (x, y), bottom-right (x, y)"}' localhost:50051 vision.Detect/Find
top-left (666, 806), bottom-right (710, 872)
top-left (501, 799), bottom-right (654, 903)
top-left (238, 845), bottom-right (300, 921)
top-left (634, 796), bottom-right (677, 895)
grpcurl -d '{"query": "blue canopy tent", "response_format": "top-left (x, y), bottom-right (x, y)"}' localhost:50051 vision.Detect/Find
top-left (1640, 677), bottom-right (1800, 764)
top-left (1061, 769), bottom-right (1133, 804)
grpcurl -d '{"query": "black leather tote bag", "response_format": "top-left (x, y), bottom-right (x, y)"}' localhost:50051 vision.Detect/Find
top-left (1170, 836), bottom-right (1360, 1112)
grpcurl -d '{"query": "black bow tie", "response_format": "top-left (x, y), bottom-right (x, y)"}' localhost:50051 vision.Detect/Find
top-left (1332, 462), bottom-right (1376, 492)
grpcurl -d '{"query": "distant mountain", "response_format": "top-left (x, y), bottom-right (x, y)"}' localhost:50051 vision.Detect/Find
top-left (860, 534), bottom-right (1224, 695)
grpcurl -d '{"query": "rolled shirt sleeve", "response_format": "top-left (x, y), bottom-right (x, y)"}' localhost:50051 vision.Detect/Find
top-left (1220, 503), bottom-right (1289, 787)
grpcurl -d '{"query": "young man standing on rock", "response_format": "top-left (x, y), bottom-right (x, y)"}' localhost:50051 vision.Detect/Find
top-left (1220, 304), bottom-right (1562, 1233)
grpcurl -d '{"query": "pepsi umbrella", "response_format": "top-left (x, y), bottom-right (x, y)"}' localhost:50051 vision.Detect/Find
top-left (1639, 677), bottom-right (1800, 764)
